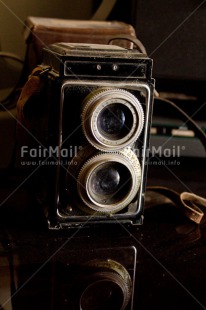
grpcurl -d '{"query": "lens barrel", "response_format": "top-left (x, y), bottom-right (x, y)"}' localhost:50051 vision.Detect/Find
top-left (82, 88), bottom-right (144, 151)
top-left (77, 148), bottom-right (141, 214)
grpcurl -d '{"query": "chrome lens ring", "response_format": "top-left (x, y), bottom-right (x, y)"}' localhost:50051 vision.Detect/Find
top-left (82, 88), bottom-right (144, 151)
top-left (77, 148), bottom-right (141, 213)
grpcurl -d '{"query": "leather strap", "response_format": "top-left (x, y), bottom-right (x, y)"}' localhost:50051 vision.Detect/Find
top-left (91, 0), bottom-right (117, 20)
top-left (108, 34), bottom-right (147, 54)
top-left (146, 186), bottom-right (206, 224)
top-left (17, 67), bottom-right (43, 127)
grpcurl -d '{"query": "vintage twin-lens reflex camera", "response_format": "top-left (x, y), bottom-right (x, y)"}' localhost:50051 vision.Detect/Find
top-left (37, 42), bottom-right (154, 228)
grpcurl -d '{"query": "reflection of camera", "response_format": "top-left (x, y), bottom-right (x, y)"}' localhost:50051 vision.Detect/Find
top-left (10, 238), bottom-right (136, 310)
top-left (52, 245), bottom-right (136, 310)
top-left (32, 42), bottom-right (154, 228)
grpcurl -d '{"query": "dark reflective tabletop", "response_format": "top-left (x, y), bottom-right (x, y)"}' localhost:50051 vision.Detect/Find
top-left (0, 157), bottom-right (206, 310)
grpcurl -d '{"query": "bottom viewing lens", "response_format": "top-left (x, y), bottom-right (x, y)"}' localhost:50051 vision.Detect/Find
top-left (89, 162), bottom-right (131, 205)
top-left (77, 148), bottom-right (141, 213)
top-left (91, 166), bottom-right (120, 195)
top-left (80, 279), bottom-right (124, 310)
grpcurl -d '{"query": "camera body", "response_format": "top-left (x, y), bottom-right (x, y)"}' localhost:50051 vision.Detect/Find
top-left (35, 42), bottom-right (154, 228)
